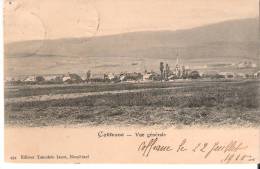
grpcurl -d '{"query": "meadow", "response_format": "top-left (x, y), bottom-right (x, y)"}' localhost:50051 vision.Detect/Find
top-left (4, 80), bottom-right (260, 127)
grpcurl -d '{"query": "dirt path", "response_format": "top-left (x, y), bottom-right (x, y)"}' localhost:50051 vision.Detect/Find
top-left (5, 86), bottom-right (185, 103)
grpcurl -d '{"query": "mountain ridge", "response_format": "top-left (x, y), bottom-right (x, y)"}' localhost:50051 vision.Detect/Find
top-left (5, 18), bottom-right (260, 76)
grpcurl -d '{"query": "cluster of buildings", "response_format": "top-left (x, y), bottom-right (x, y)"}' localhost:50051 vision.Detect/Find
top-left (5, 60), bottom-right (260, 85)
top-left (158, 59), bottom-right (198, 81)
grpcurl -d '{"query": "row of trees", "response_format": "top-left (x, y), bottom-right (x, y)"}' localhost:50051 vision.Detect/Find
top-left (160, 62), bottom-right (173, 80)
top-left (159, 62), bottom-right (200, 81)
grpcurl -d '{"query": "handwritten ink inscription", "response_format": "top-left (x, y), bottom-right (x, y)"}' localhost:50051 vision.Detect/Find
top-left (137, 137), bottom-right (255, 163)
top-left (138, 138), bottom-right (173, 157)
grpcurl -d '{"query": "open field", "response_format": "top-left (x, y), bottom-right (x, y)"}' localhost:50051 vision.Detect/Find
top-left (4, 80), bottom-right (260, 127)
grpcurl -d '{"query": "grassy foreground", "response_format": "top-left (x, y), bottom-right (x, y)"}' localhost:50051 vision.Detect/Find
top-left (5, 80), bottom-right (260, 127)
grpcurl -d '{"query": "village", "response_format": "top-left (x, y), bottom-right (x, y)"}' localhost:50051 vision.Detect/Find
top-left (5, 60), bottom-right (260, 85)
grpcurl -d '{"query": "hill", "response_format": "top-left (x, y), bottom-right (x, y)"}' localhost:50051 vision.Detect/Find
top-left (5, 18), bottom-right (260, 76)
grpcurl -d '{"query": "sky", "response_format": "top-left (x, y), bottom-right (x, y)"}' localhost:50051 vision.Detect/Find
top-left (4, 0), bottom-right (259, 43)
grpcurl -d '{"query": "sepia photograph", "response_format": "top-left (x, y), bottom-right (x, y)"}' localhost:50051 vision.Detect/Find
top-left (3, 0), bottom-right (260, 164)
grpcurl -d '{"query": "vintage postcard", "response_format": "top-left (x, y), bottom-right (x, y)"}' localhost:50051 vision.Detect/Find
top-left (3, 0), bottom-right (260, 164)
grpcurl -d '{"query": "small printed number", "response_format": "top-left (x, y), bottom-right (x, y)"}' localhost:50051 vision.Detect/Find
top-left (10, 156), bottom-right (17, 160)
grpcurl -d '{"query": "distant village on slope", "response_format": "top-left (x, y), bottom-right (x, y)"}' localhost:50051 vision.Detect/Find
top-left (5, 58), bottom-right (260, 85)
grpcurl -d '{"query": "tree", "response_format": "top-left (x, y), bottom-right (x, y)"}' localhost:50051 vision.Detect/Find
top-left (165, 64), bottom-right (170, 80)
top-left (181, 66), bottom-right (186, 78)
top-left (86, 70), bottom-right (91, 83)
top-left (160, 62), bottom-right (164, 81)
top-left (36, 76), bottom-right (45, 83)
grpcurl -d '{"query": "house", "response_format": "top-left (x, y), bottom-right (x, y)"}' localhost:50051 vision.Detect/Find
top-left (24, 76), bottom-right (37, 82)
top-left (201, 71), bottom-right (224, 79)
top-left (219, 72), bottom-right (235, 79)
top-left (22, 75), bottom-right (45, 83)
top-left (254, 71), bottom-right (260, 78)
top-left (120, 72), bottom-right (143, 82)
top-left (62, 76), bottom-right (71, 82)
top-left (119, 74), bottom-right (126, 81)
top-left (142, 72), bottom-right (160, 81)
top-left (90, 74), bottom-right (105, 82)
top-left (235, 73), bottom-right (246, 79)
top-left (107, 73), bottom-right (116, 80)
top-left (44, 75), bottom-right (56, 81)
top-left (143, 72), bottom-right (153, 81)
top-left (104, 73), bottom-right (117, 80)
top-left (237, 61), bottom-right (257, 69)
top-left (104, 73), bottom-right (120, 82)
top-left (43, 75), bottom-right (63, 83)
top-left (79, 74), bottom-right (88, 81)
top-left (62, 73), bottom-right (82, 83)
